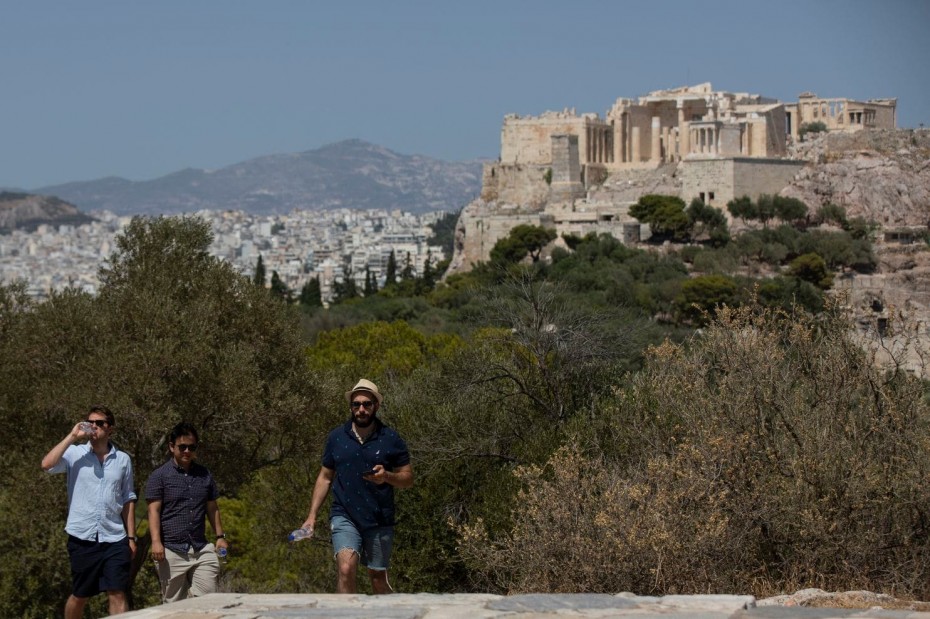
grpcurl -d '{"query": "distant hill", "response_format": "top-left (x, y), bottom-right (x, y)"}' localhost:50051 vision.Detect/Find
top-left (0, 192), bottom-right (95, 233)
top-left (34, 140), bottom-right (484, 216)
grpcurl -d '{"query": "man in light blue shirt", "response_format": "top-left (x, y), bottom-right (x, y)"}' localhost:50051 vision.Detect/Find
top-left (42, 405), bottom-right (137, 619)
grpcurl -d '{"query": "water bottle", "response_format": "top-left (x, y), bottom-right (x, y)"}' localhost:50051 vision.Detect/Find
top-left (79, 421), bottom-right (95, 435)
top-left (217, 547), bottom-right (228, 563)
top-left (288, 527), bottom-right (312, 543)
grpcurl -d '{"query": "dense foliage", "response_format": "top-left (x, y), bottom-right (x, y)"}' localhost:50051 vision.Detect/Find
top-left (3, 206), bottom-right (919, 617)
top-left (0, 217), bottom-right (321, 616)
top-left (456, 302), bottom-right (930, 597)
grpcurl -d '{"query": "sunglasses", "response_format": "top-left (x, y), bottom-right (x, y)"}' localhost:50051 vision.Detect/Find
top-left (173, 443), bottom-right (198, 452)
top-left (85, 419), bottom-right (108, 428)
top-left (350, 400), bottom-right (375, 409)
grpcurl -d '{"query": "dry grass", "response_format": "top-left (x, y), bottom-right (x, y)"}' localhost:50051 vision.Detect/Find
top-left (455, 302), bottom-right (930, 600)
top-left (778, 591), bottom-right (930, 611)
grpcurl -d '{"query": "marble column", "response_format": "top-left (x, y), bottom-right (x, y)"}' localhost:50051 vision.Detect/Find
top-left (631, 126), bottom-right (640, 163)
top-left (650, 116), bottom-right (661, 163)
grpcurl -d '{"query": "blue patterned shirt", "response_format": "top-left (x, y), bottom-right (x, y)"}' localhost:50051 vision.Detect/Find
top-left (47, 443), bottom-right (137, 542)
top-left (323, 419), bottom-right (410, 531)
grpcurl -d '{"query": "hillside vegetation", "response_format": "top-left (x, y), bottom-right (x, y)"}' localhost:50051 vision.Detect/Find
top-left (2, 213), bottom-right (928, 617)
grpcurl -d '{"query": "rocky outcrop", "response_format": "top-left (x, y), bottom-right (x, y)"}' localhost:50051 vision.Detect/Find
top-left (588, 163), bottom-right (683, 202)
top-left (447, 164), bottom-right (682, 276)
top-left (0, 192), bottom-right (94, 233)
top-left (781, 130), bottom-right (930, 376)
top-left (783, 129), bottom-right (930, 227)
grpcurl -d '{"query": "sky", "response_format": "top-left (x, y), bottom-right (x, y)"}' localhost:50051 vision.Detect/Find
top-left (1, 0), bottom-right (928, 189)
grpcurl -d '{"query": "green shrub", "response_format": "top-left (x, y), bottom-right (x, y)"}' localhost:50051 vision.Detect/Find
top-left (457, 302), bottom-right (930, 598)
top-left (788, 252), bottom-right (834, 289)
top-left (674, 274), bottom-right (741, 324)
top-left (799, 121), bottom-right (828, 139)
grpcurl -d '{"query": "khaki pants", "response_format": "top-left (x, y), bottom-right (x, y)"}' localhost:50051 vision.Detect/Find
top-left (157, 543), bottom-right (219, 603)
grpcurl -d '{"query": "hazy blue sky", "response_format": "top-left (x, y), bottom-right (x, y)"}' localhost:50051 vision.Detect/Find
top-left (2, 0), bottom-right (927, 189)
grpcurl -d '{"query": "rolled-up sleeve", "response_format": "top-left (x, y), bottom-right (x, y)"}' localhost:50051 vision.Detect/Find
top-left (122, 457), bottom-right (137, 505)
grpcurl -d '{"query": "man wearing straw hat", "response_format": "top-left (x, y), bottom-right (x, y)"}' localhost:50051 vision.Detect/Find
top-left (301, 379), bottom-right (413, 594)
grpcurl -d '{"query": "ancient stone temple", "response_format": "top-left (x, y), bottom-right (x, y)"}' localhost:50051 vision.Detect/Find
top-left (446, 83), bottom-right (898, 276)
top-left (607, 82), bottom-right (788, 165)
top-left (491, 83), bottom-right (897, 174)
top-left (786, 92), bottom-right (897, 140)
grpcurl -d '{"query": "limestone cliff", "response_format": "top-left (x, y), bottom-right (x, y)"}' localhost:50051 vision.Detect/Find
top-left (449, 129), bottom-right (930, 277)
top-left (783, 129), bottom-right (930, 227)
top-left (794, 130), bottom-right (930, 376)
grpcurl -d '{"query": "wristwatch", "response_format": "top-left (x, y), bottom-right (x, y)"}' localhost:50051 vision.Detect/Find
top-left (216, 534), bottom-right (226, 540)
top-left (128, 536), bottom-right (138, 542)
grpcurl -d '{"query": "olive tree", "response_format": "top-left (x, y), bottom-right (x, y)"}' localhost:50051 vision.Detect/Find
top-left (0, 216), bottom-right (321, 616)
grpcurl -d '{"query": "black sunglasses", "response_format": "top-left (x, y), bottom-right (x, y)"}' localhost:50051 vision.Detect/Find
top-left (350, 400), bottom-right (375, 409)
top-left (85, 419), bottom-right (108, 428)
top-left (173, 443), bottom-right (198, 452)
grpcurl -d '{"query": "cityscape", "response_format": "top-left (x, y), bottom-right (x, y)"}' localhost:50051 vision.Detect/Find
top-left (0, 207), bottom-right (450, 303)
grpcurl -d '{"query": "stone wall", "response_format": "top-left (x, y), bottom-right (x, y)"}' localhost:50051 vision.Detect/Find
top-left (480, 162), bottom-right (550, 208)
top-left (550, 135), bottom-right (586, 204)
top-left (448, 200), bottom-right (551, 274)
top-left (680, 158), bottom-right (806, 210)
top-left (732, 159), bottom-right (806, 204)
top-left (501, 114), bottom-right (587, 165)
top-left (678, 159), bottom-right (732, 207)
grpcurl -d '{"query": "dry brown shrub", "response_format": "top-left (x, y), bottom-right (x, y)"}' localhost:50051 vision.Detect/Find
top-left (456, 301), bottom-right (930, 598)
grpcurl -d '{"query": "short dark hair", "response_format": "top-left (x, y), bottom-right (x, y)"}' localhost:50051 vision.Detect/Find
top-left (168, 422), bottom-right (199, 444)
top-left (88, 404), bottom-right (115, 427)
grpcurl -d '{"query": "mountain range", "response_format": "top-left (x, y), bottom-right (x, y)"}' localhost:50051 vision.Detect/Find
top-left (26, 139), bottom-right (484, 216)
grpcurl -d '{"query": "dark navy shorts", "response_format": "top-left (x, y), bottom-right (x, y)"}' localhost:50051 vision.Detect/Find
top-left (67, 535), bottom-right (131, 598)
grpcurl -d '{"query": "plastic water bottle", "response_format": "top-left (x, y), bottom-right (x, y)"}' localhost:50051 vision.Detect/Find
top-left (288, 527), bottom-right (312, 543)
top-left (217, 547), bottom-right (228, 563)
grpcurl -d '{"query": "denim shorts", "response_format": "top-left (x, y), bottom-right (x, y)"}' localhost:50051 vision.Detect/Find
top-left (330, 514), bottom-right (394, 571)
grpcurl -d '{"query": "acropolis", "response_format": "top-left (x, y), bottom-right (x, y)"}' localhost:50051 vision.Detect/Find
top-left (448, 83), bottom-right (898, 275)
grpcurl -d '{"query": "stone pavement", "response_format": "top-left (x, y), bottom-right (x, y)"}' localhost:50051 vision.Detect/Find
top-left (118, 592), bottom-right (930, 618)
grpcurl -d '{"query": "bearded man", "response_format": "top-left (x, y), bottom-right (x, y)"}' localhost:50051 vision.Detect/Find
top-left (301, 379), bottom-right (413, 594)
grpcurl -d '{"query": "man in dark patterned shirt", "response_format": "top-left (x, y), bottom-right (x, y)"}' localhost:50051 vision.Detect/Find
top-left (146, 422), bottom-right (228, 602)
top-left (302, 379), bottom-right (413, 594)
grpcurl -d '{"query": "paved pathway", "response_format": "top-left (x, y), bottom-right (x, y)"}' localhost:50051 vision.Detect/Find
top-left (118, 592), bottom-right (930, 618)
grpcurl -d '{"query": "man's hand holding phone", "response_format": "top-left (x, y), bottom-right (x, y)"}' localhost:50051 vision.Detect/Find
top-left (364, 464), bottom-right (384, 484)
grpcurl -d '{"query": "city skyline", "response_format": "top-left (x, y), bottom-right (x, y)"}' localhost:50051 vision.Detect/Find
top-left (0, 206), bottom-right (446, 302)
top-left (2, 0), bottom-right (928, 190)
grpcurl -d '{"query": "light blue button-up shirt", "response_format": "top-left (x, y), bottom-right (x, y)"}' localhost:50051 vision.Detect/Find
top-left (47, 443), bottom-right (137, 542)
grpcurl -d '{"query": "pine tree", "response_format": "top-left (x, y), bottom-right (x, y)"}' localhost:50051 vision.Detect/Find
top-left (332, 264), bottom-right (358, 304)
top-left (299, 277), bottom-right (323, 307)
top-left (253, 254), bottom-right (266, 287)
top-left (364, 266), bottom-right (377, 296)
top-left (401, 251), bottom-right (415, 281)
top-left (420, 249), bottom-right (435, 292)
top-left (270, 270), bottom-right (291, 303)
top-left (385, 250), bottom-right (397, 287)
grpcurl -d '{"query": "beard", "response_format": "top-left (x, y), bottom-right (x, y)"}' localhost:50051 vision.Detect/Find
top-left (352, 410), bottom-right (377, 428)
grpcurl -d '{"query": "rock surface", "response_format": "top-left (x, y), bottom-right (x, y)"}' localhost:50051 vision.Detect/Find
top-left (784, 129), bottom-right (930, 227)
top-left (0, 191), bottom-right (94, 232)
top-left (116, 591), bottom-right (930, 618)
